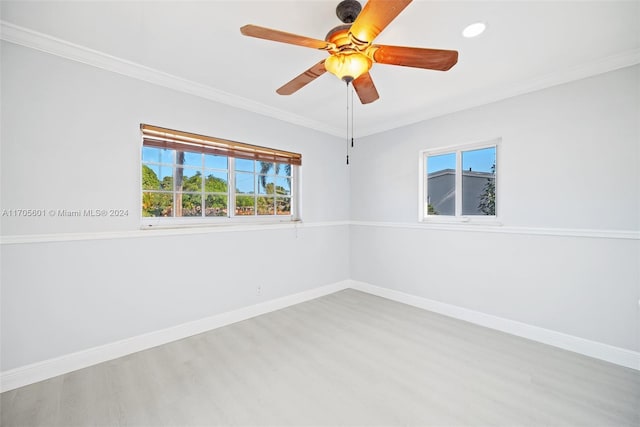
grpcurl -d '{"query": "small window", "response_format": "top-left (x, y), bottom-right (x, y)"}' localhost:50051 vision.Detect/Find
top-left (421, 141), bottom-right (497, 220)
top-left (141, 124), bottom-right (301, 226)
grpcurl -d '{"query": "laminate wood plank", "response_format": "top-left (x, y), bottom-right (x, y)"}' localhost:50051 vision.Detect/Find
top-left (2, 289), bottom-right (639, 426)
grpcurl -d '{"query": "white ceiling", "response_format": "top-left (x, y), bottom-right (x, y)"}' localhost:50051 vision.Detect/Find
top-left (2, 0), bottom-right (639, 137)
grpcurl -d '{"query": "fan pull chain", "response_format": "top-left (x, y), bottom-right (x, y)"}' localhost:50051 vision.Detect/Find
top-left (346, 82), bottom-right (350, 165)
top-left (345, 83), bottom-right (356, 165)
top-left (351, 84), bottom-right (355, 148)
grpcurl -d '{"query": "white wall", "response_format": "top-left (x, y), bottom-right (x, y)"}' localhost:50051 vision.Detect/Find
top-left (350, 65), bottom-right (640, 352)
top-left (2, 38), bottom-right (638, 378)
top-left (0, 42), bottom-right (350, 371)
top-left (0, 43), bottom-right (349, 235)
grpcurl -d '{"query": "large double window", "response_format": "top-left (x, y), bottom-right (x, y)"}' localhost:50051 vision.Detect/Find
top-left (421, 140), bottom-right (498, 220)
top-left (141, 124), bottom-right (301, 226)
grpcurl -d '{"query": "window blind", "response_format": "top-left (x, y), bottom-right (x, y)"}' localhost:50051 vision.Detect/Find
top-left (141, 124), bottom-right (302, 166)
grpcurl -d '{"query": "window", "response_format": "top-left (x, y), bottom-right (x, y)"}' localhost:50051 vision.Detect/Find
top-left (141, 124), bottom-right (301, 225)
top-left (421, 141), bottom-right (497, 220)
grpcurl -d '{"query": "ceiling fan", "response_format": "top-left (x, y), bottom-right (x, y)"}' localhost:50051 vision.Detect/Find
top-left (240, 0), bottom-right (458, 104)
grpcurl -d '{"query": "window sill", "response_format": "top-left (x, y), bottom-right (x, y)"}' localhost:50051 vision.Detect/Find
top-left (420, 216), bottom-right (502, 227)
top-left (141, 216), bottom-right (301, 230)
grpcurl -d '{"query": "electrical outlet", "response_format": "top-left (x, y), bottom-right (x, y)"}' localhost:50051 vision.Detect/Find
top-left (257, 285), bottom-right (262, 295)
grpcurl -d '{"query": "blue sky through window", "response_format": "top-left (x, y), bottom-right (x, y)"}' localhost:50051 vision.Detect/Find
top-left (427, 147), bottom-right (495, 174)
top-left (142, 147), bottom-right (172, 164)
top-left (145, 164), bottom-right (172, 180)
top-left (181, 151), bottom-right (202, 167)
top-left (205, 154), bottom-right (227, 170)
top-left (236, 172), bottom-right (254, 193)
top-left (427, 152), bottom-right (455, 174)
top-left (463, 147), bottom-right (495, 173)
top-left (235, 158), bottom-right (254, 172)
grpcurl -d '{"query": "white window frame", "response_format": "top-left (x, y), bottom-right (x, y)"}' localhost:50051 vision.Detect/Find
top-left (140, 126), bottom-right (301, 228)
top-left (419, 138), bottom-right (500, 224)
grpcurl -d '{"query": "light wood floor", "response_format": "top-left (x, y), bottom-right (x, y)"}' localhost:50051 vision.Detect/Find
top-left (2, 289), bottom-right (639, 426)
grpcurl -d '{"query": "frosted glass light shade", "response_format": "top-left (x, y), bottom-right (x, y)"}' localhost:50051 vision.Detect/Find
top-left (325, 52), bottom-right (372, 83)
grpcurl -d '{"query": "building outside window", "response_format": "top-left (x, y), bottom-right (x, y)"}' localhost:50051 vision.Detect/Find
top-left (421, 141), bottom-right (497, 220)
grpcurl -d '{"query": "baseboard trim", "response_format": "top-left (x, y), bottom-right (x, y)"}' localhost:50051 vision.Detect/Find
top-left (350, 280), bottom-right (640, 371)
top-left (0, 280), bottom-right (351, 393)
top-left (3, 279), bottom-right (637, 392)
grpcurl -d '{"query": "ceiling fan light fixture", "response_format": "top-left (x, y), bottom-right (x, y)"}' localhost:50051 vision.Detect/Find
top-left (325, 52), bottom-right (372, 83)
top-left (462, 22), bottom-right (486, 38)
top-left (240, 1), bottom-right (458, 103)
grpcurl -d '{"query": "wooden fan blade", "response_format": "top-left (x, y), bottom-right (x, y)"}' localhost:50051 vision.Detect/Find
top-left (352, 72), bottom-right (379, 104)
top-left (349, 0), bottom-right (412, 43)
top-left (241, 25), bottom-right (334, 50)
top-left (276, 60), bottom-right (327, 95)
top-left (372, 45), bottom-right (458, 71)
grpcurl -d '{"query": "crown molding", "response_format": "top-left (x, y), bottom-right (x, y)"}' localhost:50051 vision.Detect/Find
top-left (0, 21), bottom-right (344, 137)
top-left (2, 21), bottom-right (638, 138)
top-left (359, 48), bottom-right (640, 136)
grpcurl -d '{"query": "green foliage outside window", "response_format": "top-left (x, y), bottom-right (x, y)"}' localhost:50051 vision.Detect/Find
top-left (142, 151), bottom-right (292, 218)
top-left (142, 165), bottom-right (229, 217)
top-left (478, 164), bottom-right (496, 215)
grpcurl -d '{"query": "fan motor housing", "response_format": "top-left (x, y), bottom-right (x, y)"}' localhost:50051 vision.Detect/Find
top-left (336, 0), bottom-right (362, 24)
top-left (325, 24), bottom-right (352, 47)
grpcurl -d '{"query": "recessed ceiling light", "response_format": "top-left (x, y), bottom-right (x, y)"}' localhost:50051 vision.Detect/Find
top-left (463, 22), bottom-right (486, 38)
